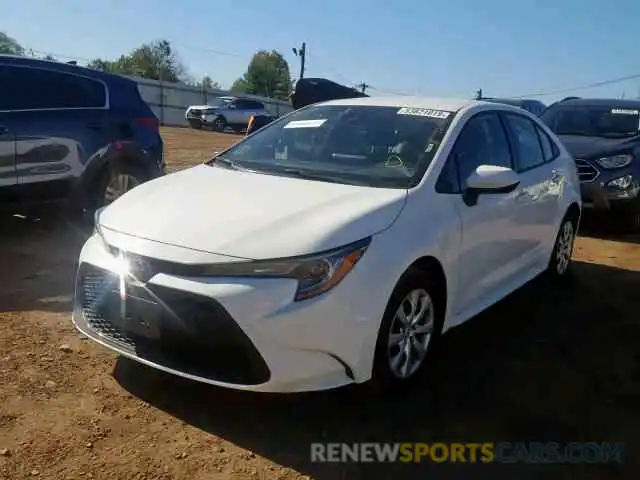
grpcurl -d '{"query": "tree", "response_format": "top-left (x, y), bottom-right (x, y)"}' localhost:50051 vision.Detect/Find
top-left (231, 50), bottom-right (292, 100)
top-left (0, 31), bottom-right (24, 56)
top-left (198, 75), bottom-right (222, 90)
top-left (88, 40), bottom-right (186, 82)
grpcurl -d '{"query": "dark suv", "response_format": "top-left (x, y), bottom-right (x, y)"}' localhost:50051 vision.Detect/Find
top-left (0, 55), bottom-right (164, 216)
top-left (541, 98), bottom-right (640, 229)
top-left (481, 98), bottom-right (547, 116)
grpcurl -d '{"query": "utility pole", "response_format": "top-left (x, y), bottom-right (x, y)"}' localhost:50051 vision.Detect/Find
top-left (292, 42), bottom-right (306, 80)
top-left (475, 88), bottom-right (483, 100)
top-left (356, 82), bottom-right (370, 94)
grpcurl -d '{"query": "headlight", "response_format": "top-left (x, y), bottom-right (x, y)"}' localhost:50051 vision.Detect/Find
top-left (595, 154), bottom-right (633, 169)
top-left (200, 237), bottom-right (371, 301)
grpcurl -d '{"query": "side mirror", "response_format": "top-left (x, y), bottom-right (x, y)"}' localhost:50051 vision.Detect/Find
top-left (463, 165), bottom-right (519, 206)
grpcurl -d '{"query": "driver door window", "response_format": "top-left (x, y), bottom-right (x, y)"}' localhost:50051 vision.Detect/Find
top-left (451, 112), bottom-right (512, 189)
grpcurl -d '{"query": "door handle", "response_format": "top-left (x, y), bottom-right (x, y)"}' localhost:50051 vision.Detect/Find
top-left (0, 126), bottom-right (9, 136)
top-left (86, 122), bottom-right (104, 130)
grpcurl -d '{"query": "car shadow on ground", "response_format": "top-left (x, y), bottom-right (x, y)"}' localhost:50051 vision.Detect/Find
top-left (0, 212), bottom-right (90, 314)
top-left (578, 211), bottom-right (640, 245)
top-left (114, 261), bottom-right (639, 479)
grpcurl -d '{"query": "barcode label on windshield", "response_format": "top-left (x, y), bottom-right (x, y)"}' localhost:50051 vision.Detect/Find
top-left (397, 107), bottom-right (451, 119)
top-left (611, 108), bottom-right (639, 115)
top-left (284, 119), bottom-right (327, 129)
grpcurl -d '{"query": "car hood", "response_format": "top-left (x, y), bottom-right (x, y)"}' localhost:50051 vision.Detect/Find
top-left (558, 135), bottom-right (640, 158)
top-left (98, 164), bottom-right (407, 260)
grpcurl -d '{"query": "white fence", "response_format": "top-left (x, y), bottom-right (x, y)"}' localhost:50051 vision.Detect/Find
top-left (128, 75), bottom-right (294, 127)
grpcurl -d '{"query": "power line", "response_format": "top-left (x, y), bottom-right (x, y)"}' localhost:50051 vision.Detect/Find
top-left (170, 42), bottom-right (243, 58)
top-left (512, 72), bottom-right (640, 98)
top-left (25, 41), bottom-right (640, 102)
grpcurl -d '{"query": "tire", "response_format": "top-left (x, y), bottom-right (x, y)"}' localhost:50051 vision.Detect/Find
top-left (626, 199), bottom-right (640, 233)
top-left (212, 116), bottom-right (227, 132)
top-left (546, 213), bottom-right (577, 280)
top-left (370, 267), bottom-right (445, 392)
top-left (94, 162), bottom-right (148, 210)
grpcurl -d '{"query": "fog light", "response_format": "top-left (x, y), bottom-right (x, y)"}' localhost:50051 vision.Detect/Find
top-left (606, 174), bottom-right (633, 189)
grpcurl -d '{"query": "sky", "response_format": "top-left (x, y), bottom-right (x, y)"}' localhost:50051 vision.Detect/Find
top-left (4, 0), bottom-right (640, 104)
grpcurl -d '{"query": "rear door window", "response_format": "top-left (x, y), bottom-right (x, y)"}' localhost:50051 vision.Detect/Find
top-left (503, 113), bottom-right (546, 171)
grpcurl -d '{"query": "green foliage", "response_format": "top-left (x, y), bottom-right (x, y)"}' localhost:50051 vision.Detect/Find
top-left (2, 31), bottom-right (294, 101)
top-left (0, 31), bottom-right (24, 56)
top-left (87, 40), bottom-right (186, 82)
top-left (230, 50), bottom-right (292, 100)
top-left (197, 75), bottom-right (222, 90)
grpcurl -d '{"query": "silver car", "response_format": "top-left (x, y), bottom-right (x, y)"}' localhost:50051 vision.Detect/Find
top-left (186, 97), bottom-right (271, 132)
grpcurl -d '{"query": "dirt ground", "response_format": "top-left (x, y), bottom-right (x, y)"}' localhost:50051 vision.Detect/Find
top-left (1, 127), bottom-right (639, 479)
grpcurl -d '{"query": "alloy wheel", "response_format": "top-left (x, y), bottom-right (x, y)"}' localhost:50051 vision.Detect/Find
top-left (556, 220), bottom-right (575, 275)
top-left (104, 173), bottom-right (140, 205)
top-left (387, 288), bottom-right (435, 379)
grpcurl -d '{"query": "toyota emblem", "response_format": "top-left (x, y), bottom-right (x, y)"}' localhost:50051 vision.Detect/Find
top-left (128, 255), bottom-right (153, 282)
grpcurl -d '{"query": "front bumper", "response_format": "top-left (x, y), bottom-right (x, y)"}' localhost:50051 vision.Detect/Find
top-left (72, 234), bottom-right (387, 393)
top-left (580, 180), bottom-right (640, 210)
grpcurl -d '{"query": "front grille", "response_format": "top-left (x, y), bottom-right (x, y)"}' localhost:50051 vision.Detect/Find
top-left (575, 158), bottom-right (599, 183)
top-left (81, 269), bottom-right (134, 347)
top-left (188, 109), bottom-right (202, 118)
top-left (76, 264), bottom-right (271, 385)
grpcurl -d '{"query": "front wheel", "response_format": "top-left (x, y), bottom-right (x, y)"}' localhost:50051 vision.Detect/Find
top-left (212, 116), bottom-right (227, 132)
top-left (370, 267), bottom-right (444, 391)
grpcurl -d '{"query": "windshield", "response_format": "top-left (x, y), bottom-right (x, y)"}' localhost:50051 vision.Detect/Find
top-left (206, 104), bottom-right (455, 188)
top-left (541, 105), bottom-right (640, 138)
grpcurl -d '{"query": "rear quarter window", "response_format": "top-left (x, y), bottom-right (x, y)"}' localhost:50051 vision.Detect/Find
top-left (0, 65), bottom-right (106, 110)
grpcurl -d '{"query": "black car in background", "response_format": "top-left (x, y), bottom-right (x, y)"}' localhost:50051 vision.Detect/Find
top-left (245, 78), bottom-right (369, 136)
top-left (480, 97), bottom-right (547, 116)
top-left (541, 97), bottom-right (640, 229)
top-left (0, 55), bottom-right (164, 216)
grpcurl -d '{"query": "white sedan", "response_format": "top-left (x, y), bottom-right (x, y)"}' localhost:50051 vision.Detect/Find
top-left (73, 97), bottom-right (581, 393)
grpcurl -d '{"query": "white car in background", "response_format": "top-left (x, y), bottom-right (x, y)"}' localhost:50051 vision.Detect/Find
top-left (73, 97), bottom-right (581, 393)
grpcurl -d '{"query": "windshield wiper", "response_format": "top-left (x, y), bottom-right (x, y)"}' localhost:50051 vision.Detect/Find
top-left (210, 156), bottom-right (256, 172)
top-left (599, 132), bottom-right (639, 139)
top-left (261, 167), bottom-right (372, 186)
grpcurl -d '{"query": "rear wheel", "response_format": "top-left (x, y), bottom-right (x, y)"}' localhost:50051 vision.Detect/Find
top-left (546, 214), bottom-right (577, 279)
top-left (95, 163), bottom-right (147, 209)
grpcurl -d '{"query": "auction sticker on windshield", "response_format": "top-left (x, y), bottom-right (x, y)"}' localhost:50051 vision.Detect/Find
top-left (284, 119), bottom-right (327, 129)
top-left (397, 107), bottom-right (451, 119)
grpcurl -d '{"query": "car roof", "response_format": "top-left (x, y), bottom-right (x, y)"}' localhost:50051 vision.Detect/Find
top-left (554, 98), bottom-right (640, 109)
top-left (317, 96), bottom-right (486, 112)
top-left (483, 98), bottom-right (546, 107)
top-left (0, 54), bottom-right (136, 85)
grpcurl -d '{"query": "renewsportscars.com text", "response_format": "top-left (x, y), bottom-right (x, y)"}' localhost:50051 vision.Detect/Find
top-left (310, 442), bottom-right (625, 464)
